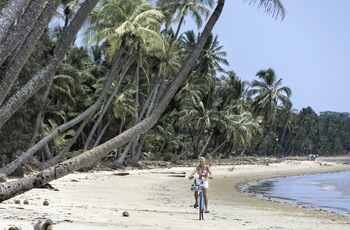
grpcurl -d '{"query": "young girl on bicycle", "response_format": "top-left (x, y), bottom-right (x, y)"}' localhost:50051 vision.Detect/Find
top-left (188, 157), bottom-right (213, 213)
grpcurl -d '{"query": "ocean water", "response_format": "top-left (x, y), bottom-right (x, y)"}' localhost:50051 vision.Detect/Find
top-left (244, 170), bottom-right (350, 216)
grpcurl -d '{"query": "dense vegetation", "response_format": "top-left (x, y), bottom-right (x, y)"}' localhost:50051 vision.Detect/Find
top-left (0, 0), bottom-right (349, 175)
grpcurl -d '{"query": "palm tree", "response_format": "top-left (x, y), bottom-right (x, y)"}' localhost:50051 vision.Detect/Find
top-left (0, 0), bottom-right (286, 201)
top-left (249, 68), bottom-right (292, 126)
top-left (157, 0), bottom-right (215, 40)
top-left (181, 30), bottom-right (229, 85)
top-left (132, 33), bottom-right (185, 162)
top-left (273, 104), bottom-right (298, 156)
top-left (220, 70), bottom-right (251, 114)
top-left (195, 32), bottom-right (229, 76)
top-left (317, 111), bottom-right (342, 155)
top-left (168, 30), bottom-right (229, 160)
top-left (82, 0), bottom-right (165, 164)
top-left (173, 82), bottom-right (221, 160)
top-left (85, 0), bottom-right (164, 57)
top-left (224, 111), bottom-right (262, 158)
top-left (179, 30), bottom-right (229, 101)
top-left (211, 71), bottom-right (262, 157)
top-left (291, 107), bottom-right (318, 155)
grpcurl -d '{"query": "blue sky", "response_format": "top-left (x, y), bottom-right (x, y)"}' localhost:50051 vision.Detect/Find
top-left (185, 0), bottom-right (350, 114)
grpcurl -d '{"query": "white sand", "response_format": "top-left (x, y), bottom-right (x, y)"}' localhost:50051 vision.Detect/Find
top-left (1, 158), bottom-right (350, 229)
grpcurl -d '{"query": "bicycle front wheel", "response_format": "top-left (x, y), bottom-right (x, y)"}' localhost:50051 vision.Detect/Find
top-left (199, 192), bottom-right (204, 220)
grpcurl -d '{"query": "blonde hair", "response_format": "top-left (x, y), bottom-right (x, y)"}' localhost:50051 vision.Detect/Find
top-left (198, 157), bottom-right (205, 162)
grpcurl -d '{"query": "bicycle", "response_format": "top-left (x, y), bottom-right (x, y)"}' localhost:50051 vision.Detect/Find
top-left (189, 176), bottom-right (209, 220)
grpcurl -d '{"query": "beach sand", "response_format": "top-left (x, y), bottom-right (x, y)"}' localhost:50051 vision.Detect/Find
top-left (1, 158), bottom-right (350, 229)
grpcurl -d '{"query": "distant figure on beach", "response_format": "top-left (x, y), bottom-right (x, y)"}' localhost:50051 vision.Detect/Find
top-left (188, 157), bottom-right (213, 213)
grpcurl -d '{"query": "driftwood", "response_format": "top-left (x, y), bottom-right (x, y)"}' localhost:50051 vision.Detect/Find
top-left (112, 172), bottom-right (130, 176)
top-left (150, 171), bottom-right (186, 177)
top-left (151, 171), bottom-right (186, 175)
top-left (167, 174), bottom-right (186, 177)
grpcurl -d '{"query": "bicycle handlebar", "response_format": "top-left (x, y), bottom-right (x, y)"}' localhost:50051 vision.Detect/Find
top-left (189, 176), bottom-right (213, 180)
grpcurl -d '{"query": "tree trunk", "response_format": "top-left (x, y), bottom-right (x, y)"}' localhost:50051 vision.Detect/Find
top-left (199, 130), bottom-right (214, 158)
top-left (28, 78), bottom-right (53, 149)
top-left (83, 54), bottom-right (136, 151)
top-left (222, 142), bottom-right (233, 159)
top-left (280, 124), bottom-right (287, 154)
top-left (210, 139), bottom-right (228, 157)
top-left (130, 134), bottom-right (146, 165)
top-left (112, 141), bottom-right (133, 167)
top-left (0, 0), bottom-right (27, 42)
top-left (239, 146), bottom-right (247, 157)
top-left (39, 114), bottom-right (93, 169)
top-left (0, 0), bottom-right (99, 128)
top-left (192, 131), bottom-right (203, 159)
top-left (174, 16), bottom-right (184, 41)
top-left (43, 142), bottom-right (53, 161)
top-left (0, 0), bottom-right (225, 201)
top-left (0, 0), bottom-right (47, 66)
top-left (0, 40), bottom-right (124, 176)
top-left (129, 71), bottom-right (165, 164)
top-left (92, 118), bottom-right (112, 148)
top-left (285, 134), bottom-right (298, 156)
top-left (0, 0), bottom-right (60, 105)
top-left (171, 129), bottom-right (204, 162)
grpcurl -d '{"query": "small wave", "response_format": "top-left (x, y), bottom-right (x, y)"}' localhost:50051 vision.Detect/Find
top-left (322, 184), bottom-right (337, 191)
top-left (310, 181), bottom-right (321, 186)
top-left (312, 182), bottom-right (338, 191)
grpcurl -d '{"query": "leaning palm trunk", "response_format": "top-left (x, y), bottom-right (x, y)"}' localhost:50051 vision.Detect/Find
top-left (28, 78), bottom-right (53, 155)
top-left (92, 118), bottom-right (112, 148)
top-left (82, 37), bottom-right (136, 151)
top-left (129, 135), bottom-right (146, 165)
top-left (210, 139), bottom-right (228, 157)
top-left (171, 129), bottom-right (205, 162)
top-left (112, 141), bottom-right (133, 167)
top-left (0, 0), bottom-right (28, 42)
top-left (109, 60), bottom-right (164, 166)
top-left (39, 115), bottom-right (93, 169)
top-left (198, 130), bottom-right (214, 158)
top-left (27, 81), bottom-right (54, 164)
top-left (0, 0), bottom-right (47, 66)
top-left (0, 39), bottom-right (124, 176)
top-left (222, 142), bottom-right (234, 159)
top-left (82, 54), bottom-right (137, 151)
top-left (239, 146), bottom-right (247, 157)
top-left (0, 0), bottom-right (225, 201)
top-left (0, 0), bottom-right (60, 105)
top-left (173, 16), bottom-right (185, 41)
top-left (0, 0), bottom-right (100, 129)
top-left (129, 74), bottom-right (166, 164)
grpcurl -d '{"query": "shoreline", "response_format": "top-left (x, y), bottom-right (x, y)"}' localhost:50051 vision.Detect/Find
top-left (1, 157), bottom-right (350, 229)
top-left (240, 170), bottom-right (350, 217)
